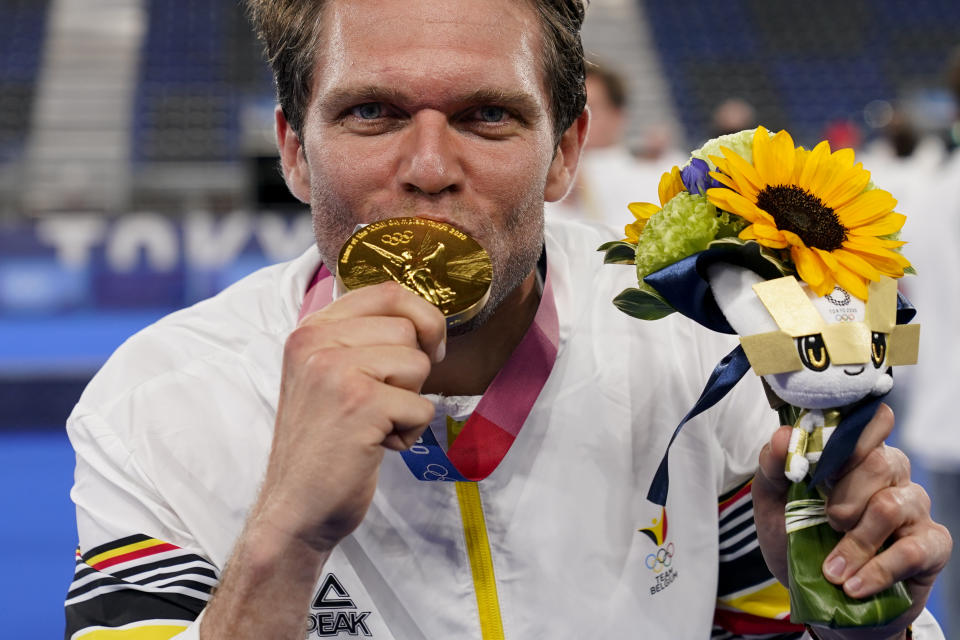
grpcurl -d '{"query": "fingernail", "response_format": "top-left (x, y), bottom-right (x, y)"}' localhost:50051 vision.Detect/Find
top-left (844, 576), bottom-right (864, 596)
top-left (824, 554), bottom-right (846, 580)
top-left (434, 338), bottom-right (446, 363)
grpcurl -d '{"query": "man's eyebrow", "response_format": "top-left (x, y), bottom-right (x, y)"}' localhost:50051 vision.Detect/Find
top-left (459, 88), bottom-right (542, 114)
top-left (319, 85), bottom-right (543, 116)
top-left (319, 86), bottom-right (407, 112)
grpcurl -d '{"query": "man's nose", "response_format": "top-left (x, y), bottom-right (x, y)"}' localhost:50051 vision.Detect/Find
top-left (397, 111), bottom-right (464, 195)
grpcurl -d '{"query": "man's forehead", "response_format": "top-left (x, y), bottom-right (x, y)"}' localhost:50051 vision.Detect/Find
top-left (320, 0), bottom-right (539, 48)
top-left (324, 0), bottom-right (532, 31)
top-left (309, 0), bottom-right (550, 111)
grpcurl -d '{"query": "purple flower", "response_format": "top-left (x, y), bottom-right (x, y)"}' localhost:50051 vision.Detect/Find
top-left (681, 158), bottom-right (722, 195)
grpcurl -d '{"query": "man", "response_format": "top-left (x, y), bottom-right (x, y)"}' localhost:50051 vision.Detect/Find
top-left (65, 1), bottom-right (950, 638)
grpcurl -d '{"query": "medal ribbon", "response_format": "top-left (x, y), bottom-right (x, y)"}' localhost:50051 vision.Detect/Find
top-left (299, 254), bottom-right (559, 483)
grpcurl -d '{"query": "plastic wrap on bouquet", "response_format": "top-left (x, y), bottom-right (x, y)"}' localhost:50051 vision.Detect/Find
top-left (600, 126), bottom-right (919, 628)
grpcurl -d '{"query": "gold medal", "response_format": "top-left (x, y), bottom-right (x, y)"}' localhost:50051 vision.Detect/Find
top-left (336, 217), bottom-right (493, 327)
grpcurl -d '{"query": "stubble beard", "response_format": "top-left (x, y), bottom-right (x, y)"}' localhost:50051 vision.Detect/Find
top-left (449, 197), bottom-right (543, 336)
top-left (309, 185), bottom-right (545, 336)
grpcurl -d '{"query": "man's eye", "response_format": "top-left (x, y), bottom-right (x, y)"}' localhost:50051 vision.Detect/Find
top-left (351, 103), bottom-right (385, 120)
top-left (476, 106), bottom-right (507, 123)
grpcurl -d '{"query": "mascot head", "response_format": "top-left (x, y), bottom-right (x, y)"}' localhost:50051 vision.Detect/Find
top-left (706, 263), bottom-right (919, 410)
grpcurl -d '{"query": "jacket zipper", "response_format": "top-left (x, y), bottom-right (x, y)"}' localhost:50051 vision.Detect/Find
top-left (448, 417), bottom-right (505, 640)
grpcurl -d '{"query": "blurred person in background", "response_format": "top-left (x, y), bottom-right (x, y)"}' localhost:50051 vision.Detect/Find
top-left (822, 118), bottom-right (863, 152)
top-left (945, 45), bottom-right (960, 152)
top-left (859, 46), bottom-right (956, 196)
top-left (62, 1), bottom-right (950, 638)
top-left (547, 59), bottom-right (682, 226)
top-left (710, 97), bottom-right (757, 138)
top-left (882, 110), bottom-right (920, 158)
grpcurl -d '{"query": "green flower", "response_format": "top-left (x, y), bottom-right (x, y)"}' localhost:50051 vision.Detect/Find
top-left (635, 192), bottom-right (744, 279)
top-left (689, 129), bottom-right (759, 170)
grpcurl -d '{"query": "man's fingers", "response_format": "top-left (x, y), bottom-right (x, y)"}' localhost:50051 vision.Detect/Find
top-left (751, 425), bottom-right (795, 584)
top-left (303, 281), bottom-right (446, 362)
top-left (381, 424), bottom-right (430, 452)
top-left (361, 382), bottom-right (435, 449)
top-left (835, 517), bottom-right (952, 599)
top-left (348, 345), bottom-right (433, 392)
top-left (309, 316), bottom-right (423, 351)
top-left (822, 484), bottom-right (928, 585)
top-left (292, 341), bottom-right (432, 394)
top-left (830, 403), bottom-right (895, 485)
top-left (755, 425), bottom-right (793, 494)
top-left (826, 444), bottom-right (911, 531)
top-left (375, 385), bottom-right (434, 452)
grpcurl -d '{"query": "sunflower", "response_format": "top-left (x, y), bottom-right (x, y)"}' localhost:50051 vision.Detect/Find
top-left (623, 166), bottom-right (685, 242)
top-left (705, 126), bottom-right (910, 300)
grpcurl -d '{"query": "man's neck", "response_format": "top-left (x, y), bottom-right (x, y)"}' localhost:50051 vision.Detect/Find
top-left (422, 271), bottom-right (540, 397)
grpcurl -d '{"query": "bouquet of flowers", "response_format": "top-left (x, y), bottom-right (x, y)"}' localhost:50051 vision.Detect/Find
top-left (601, 126), bottom-right (921, 628)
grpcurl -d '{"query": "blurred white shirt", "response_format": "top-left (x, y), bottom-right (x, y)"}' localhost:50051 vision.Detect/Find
top-left (873, 144), bottom-right (960, 471)
top-left (546, 145), bottom-right (686, 235)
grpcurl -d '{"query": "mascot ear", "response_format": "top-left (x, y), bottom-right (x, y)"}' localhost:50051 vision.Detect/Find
top-left (705, 263), bottom-right (779, 336)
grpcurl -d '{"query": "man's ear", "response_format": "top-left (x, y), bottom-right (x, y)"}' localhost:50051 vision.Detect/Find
top-left (275, 105), bottom-right (311, 204)
top-left (544, 108), bottom-right (589, 203)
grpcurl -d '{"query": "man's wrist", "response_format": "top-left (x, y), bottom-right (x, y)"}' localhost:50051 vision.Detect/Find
top-left (245, 509), bottom-right (336, 569)
top-left (249, 493), bottom-right (343, 557)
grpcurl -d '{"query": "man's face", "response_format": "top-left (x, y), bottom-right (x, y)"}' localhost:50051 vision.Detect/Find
top-left (278, 0), bottom-right (583, 319)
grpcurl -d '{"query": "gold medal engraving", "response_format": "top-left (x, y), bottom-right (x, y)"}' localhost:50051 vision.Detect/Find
top-left (337, 217), bottom-right (493, 327)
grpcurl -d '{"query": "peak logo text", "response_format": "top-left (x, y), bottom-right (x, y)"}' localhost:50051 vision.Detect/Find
top-left (306, 573), bottom-right (373, 637)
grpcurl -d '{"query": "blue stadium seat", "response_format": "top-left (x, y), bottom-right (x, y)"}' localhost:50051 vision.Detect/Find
top-left (640, 0), bottom-right (960, 147)
top-left (132, 0), bottom-right (273, 163)
top-left (0, 0), bottom-right (51, 163)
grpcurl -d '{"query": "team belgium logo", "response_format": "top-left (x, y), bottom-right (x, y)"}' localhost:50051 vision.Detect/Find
top-left (638, 507), bottom-right (678, 596)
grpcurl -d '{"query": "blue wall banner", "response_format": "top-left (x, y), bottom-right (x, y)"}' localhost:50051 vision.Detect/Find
top-left (0, 211), bottom-right (313, 429)
top-left (0, 211), bottom-right (313, 314)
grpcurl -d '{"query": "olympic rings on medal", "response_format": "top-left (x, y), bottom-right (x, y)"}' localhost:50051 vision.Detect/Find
top-left (644, 542), bottom-right (675, 573)
top-left (381, 230), bottom-right (415, 246)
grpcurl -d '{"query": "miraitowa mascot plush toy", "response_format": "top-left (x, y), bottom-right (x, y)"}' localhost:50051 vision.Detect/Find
top-left (702, 262), bottom-right (920, 628)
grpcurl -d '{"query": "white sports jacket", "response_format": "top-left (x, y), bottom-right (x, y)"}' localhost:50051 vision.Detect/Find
top-left (65, 218), bottom-right (942, 639)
